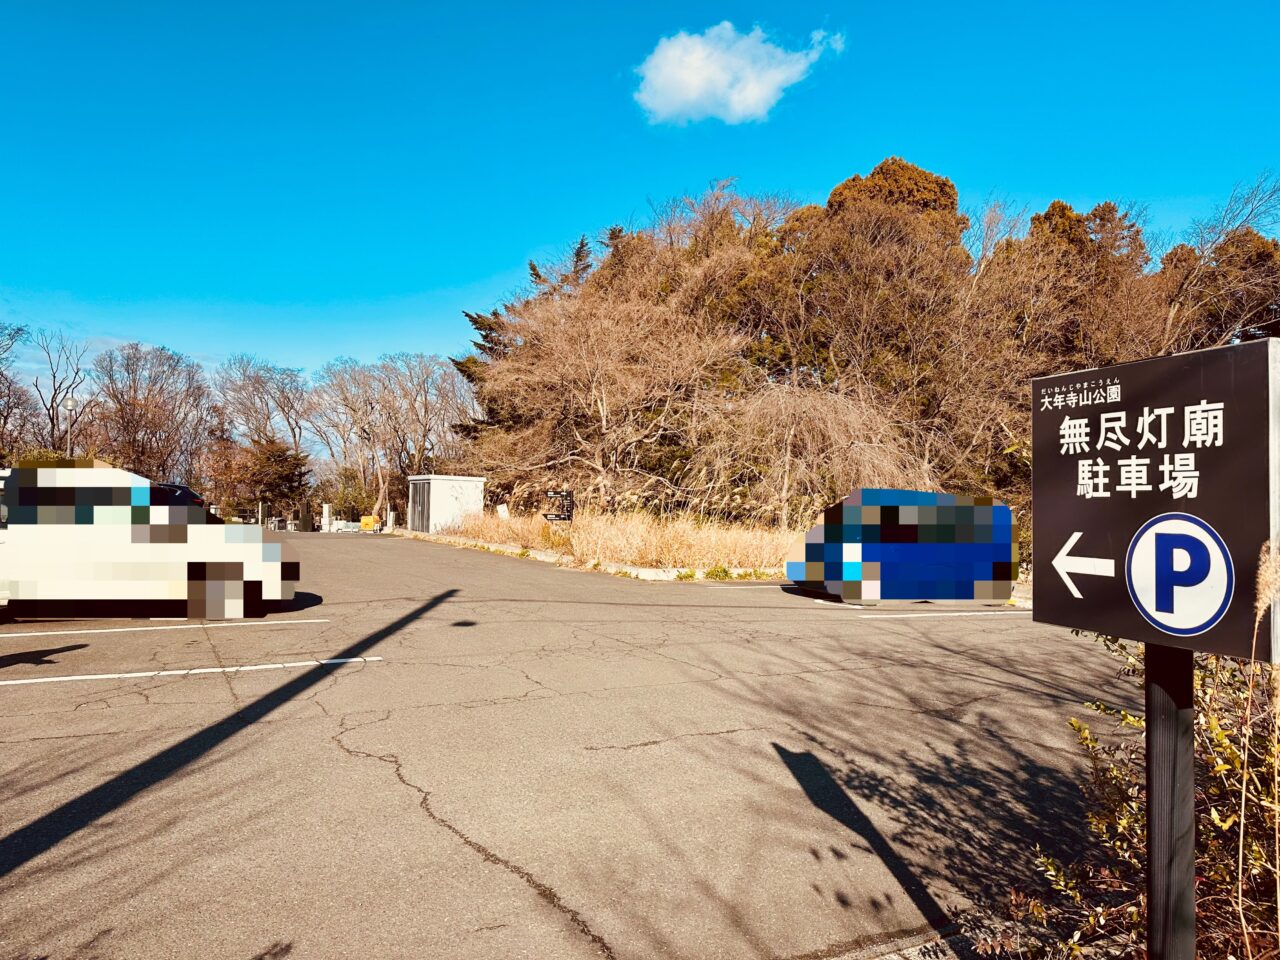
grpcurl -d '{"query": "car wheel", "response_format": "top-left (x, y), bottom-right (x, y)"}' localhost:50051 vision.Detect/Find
top-left (186, 565), bottom-right (210, 619)
top-left (243, 580), bottom-right (266, 618)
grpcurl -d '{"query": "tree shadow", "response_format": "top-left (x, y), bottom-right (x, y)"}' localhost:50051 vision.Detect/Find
top-left (723, 622), bottom-right (1113, 910)
top-left (780, 720), bottom-right (1089, 909)
top-left (773, 744), bottom-right (952, 935)
top-left (249, 942), bottom-right (293, 959)
top-left (0, 644), bottom-right (89, 671)
top-left (564, 613), bottom-right (1129, 957)
top-left (0, 589), bottom-right (457, 878)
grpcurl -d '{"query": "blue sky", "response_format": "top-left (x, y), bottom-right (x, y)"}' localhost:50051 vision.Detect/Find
top-left (2, 1), bottom-right (1277, 376)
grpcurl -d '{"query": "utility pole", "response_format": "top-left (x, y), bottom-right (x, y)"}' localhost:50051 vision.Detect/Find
top-left (62, 395), bottom-right (77, 458)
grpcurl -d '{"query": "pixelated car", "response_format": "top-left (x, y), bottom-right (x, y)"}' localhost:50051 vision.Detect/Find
top-left (0, 497), bottom-right (7, 613)
top-left (0, 458), bottom-right (299, 620)
top-left (786, 488), bottom-right (1018, 604)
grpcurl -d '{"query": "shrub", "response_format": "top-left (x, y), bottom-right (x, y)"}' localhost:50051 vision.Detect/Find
top-left (986, 550), bottom-right (1280, 958)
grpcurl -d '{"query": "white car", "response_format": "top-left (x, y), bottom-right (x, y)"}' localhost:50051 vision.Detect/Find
top-left (0, 458), bottom-right (299, 620)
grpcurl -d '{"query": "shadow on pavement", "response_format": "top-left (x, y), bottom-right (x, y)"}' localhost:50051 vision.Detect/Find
top-left (249, 942), bottom-right (293, 959)
top-left (779, 584), bottom-right (834, 601)
top-left (596, 618), bottom-right (1117, 957)
top-left (284, 591), bottom-right (324, 612)
top-left (773, 744), bottom-right (952, 934)
top-left (0, 643), bottom-right (90, 671)
top-left (0, 589), bottom-right (457, 878)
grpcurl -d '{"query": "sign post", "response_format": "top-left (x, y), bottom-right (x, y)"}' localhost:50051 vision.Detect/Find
top-left (543, 489), bottom-right (575, 523)
top-left (1145, 643), bottom-right (1195, 959)
top-left (1032, 339), bottom-right (1280, 960)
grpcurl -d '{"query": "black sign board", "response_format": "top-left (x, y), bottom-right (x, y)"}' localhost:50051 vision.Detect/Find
top-left (1031, 341), bottom-right (1280, 959)
top-left (543, 489), bottom-right (574, 523)
top-left (1032, 339), bottom-right (1278, 662)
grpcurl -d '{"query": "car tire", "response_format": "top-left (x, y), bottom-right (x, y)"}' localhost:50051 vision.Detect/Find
top-left (244, 580), bottom-right (266, 619)
top-left (186, 569), bottom-right (206, 619)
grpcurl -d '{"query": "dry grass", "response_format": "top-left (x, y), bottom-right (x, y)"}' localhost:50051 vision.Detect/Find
top-left (443, 508), bottom-right (797, 571)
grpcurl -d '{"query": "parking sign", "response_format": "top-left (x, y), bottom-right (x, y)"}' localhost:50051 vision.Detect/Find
top-left (1032, 339), bottom-right (1279, 662)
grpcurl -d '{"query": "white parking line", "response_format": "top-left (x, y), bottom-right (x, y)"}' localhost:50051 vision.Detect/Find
top-left (0, 618), bottom-right (330, 640)
top-left (808, 599), bottom-right (1031, 618)
top-left (0, 656), bottom-right (382, 687)
top-left (858, 611), bottom-right (1031, 619)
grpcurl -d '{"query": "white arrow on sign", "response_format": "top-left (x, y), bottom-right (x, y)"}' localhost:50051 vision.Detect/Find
top-left (1052, 531), bottom-right (1115, 599)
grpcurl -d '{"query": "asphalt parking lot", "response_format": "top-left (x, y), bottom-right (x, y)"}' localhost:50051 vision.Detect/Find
top-left (0, 533), bottom-right (1134, 960)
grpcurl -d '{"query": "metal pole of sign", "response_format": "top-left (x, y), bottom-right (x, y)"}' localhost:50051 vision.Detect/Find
top-left (1145, 642), bottom-right (1196, 960)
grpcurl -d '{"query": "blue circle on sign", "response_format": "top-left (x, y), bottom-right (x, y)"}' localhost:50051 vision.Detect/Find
top-left (1125, 512), bottom-right (1234, 636)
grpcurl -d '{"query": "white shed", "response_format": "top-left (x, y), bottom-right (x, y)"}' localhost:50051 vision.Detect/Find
top-left (406, 474), bottom-right (485, 534)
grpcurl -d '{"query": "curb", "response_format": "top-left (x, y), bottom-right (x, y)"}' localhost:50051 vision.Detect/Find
top-left (393, 531), bottom-right (782, 581)
top-left (870, 931), bottom-right (984, 960)
top-left (393, 530), bottom-right (1027, 602)
top-left (1011, 580), bottom-right (1032, 608)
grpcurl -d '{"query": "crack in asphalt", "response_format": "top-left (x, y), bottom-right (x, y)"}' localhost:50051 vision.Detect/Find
top-left (199, 623), bottom-right (243, 706)
top-left (583, 726), bottom-right (764, 752)
top-left (330, 714), bottom-right (617, 959)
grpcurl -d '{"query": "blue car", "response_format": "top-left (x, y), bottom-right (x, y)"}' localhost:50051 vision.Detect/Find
top-left (786, 488), bottom-right (1017, 603)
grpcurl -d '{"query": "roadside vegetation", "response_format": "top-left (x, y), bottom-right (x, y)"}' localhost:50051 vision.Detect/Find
top-left (2, 158), bottom-right (1277, 541)
top-left (984, 552), bottom-right (1280, 958)
top-left (455, 160), bottom-right (1280, 537)
top-left (440, 507), bottom-right (794, 572)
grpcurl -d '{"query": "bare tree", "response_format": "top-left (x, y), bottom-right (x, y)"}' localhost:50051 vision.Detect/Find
top-left (0, 376), bottom-right (37, 457)
top-left (0, 323), bottom-right (35, 457)
top-left (684, 381), bottom-right (932, 526)
top-left (373, 353), bottom-right (472, 477)
top-left (29, 330), bottom-right (96, 451)
top-left (471, 285), bottom-right (746, 508)
top-left (0, 322), bottom-right (24, 363)
top-left (305, 354), bottom-right (476, 519)
top-left (269, 366), bottom-right (310, 451)
top-left (1163, 172), bottom-right (1280, 348)
top-left (92, 343), bottom-right (215, 482)
top-left (306, 371), bottom-right (361, 471)
top-left (216, 354), bottom-right (310, 450)
top-left (310, 359), bottom-right (388, 516)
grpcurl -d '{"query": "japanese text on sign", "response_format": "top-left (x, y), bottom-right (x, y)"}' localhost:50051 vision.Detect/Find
top-left (1052, 400), bottom-right (1223, 501)
top-left (1038, 377), bottom-right (1122, 410)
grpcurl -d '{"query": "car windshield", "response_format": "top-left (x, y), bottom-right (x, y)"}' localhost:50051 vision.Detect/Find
top-left (154, 483), bottom-right (206, 506)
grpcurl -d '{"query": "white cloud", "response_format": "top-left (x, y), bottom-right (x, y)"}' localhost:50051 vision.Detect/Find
top-left (635, 22), bottom-right (843, 125)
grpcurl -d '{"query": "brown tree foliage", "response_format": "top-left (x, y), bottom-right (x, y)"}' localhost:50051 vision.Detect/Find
top-left (456, 159), bottom-right (1280, 530)
top-left (0, 322), bottom-right (37, 462)
top-left (215, 354), bottom-right (310, 450)
top-left (307, 354), bottom-right (471, 519)
top-left (28, 329), bottom-right (96, 452)
top-left (90, 342), bottom-right (217, 482)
